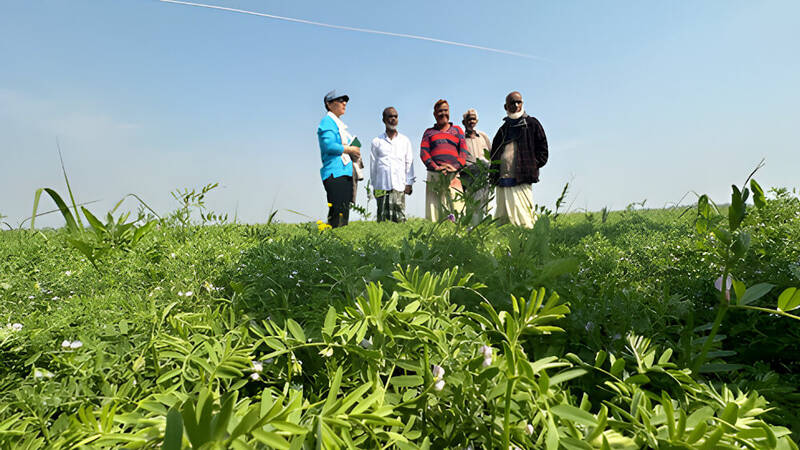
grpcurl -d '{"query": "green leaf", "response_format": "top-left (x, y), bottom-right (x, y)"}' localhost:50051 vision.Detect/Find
top-left (40, 188), bottom-right (80, 233)
top-left (624, 374), bottom-right (650, 385)
top-left (82, 207), bottom-right (107, 236)
top-left (750, 179), bottom-right (766, 209)
top-left (729, 185), bottom-right (746, 231)
top-left (286, 319), bottom-right (305, 342)
top-left (389, 375), bottom-right (424, 388)
top-left (594, 351), bottom-right (607, 368)
top-left (551, 404), bottom-right (597, 427)
top-left (738, 283), bottom-right (774, 306)
top-left (732, 280), bottom-right (746, 304)
top-left (156, 368), bottom-right (182, 385)
top-left (322, 306), bottom-right (337, 337)
top-left (211, 392), bottom-right (237, 441)
top-left (251, 430), bottom-right (291, 449)
top-left (270, 421), bottom-right (309, 435)
top-left (610, 358), bottom-right (625, 377)
top-left (229, 407), bottom-right (260, 442)
top-left (661, 392), bottom-right (676, 440)
top-left (549, 368), bottom-right (587, 386)
top-left (323, 367), bottom-right (343, 414)
top-left (731, 232), bottom-right (751, 258)
top-left (778, 287), bottom-right (800, 312)
top-left (162, 407), bottom-right (183, 450)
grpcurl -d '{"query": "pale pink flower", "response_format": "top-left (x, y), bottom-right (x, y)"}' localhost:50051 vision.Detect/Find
top-left (714, 276), bottom-right (732, 300)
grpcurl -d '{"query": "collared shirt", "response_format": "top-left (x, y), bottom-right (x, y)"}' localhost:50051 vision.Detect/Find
top-left (370, 131), bottom-right (415, 191)
top-left (464, 129), bottom-right (491, 165)
top-left (420, 123), bottom-right (469, 171)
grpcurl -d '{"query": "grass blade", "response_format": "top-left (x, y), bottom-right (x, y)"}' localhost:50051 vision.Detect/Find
top-left (57, 140), bottom-right (85, 229)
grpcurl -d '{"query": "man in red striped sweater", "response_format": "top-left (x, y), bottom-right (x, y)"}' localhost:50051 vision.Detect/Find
top-left (420, 99), bottom-right (469, 221)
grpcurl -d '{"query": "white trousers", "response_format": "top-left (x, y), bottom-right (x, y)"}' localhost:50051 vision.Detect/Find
top-left (495, 184), bottom-right (536, 228)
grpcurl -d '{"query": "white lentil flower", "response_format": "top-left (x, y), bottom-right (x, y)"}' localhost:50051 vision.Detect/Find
top-left (252, 361), bottom-right (263, 372)
top-left (64, 271), bottom-right (72, 276)
top-left (61, 340), bottom-right (71, 348)
top-left (184, 291), bottom-right (193, 297)
top-left (525, 423), bottom-right (534, 435)
top-left (170, 253), bottom-right (176, 258)
top-left (482, 357), bottom-right (493, 368)
top-left (177, 291), bottom-right (184, 297)
top-left (249, 372), bottom-right (260, 380)
top-left (434, 379), bottom-right (445, 391)
top-left (479, 345), bottom-right (492, 359)
top-left (12, 323), bottom-right (23, 331)
top-left (33, 369), bottom-right (53, 379)
top-left (714, 276), bottom-right (732, 300)
top-left (69, 340), bottom-right (83, 349)
top-left (432, 364), bottom-right (445, 381)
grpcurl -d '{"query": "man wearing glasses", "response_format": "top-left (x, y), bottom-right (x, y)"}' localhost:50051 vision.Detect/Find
top-left (488, 91), bottom-right (549, 228)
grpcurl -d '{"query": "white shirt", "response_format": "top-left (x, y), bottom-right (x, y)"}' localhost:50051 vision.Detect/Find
top-left (369, 131), bottom-right (415, 191)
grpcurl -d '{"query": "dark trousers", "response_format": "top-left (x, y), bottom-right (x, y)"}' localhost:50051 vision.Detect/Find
top-left (323, 175), bottom-right (353, 228)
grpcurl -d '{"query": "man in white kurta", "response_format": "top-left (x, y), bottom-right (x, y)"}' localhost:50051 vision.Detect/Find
top-left (369, 107), bottom-right (415, 222)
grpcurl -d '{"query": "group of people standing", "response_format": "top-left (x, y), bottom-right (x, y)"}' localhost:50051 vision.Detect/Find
top-left (316, 90), bottom-right (548, 228)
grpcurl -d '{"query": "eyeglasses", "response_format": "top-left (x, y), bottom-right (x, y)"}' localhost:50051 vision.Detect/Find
top-left (334, 98), bottom-right (348, 103)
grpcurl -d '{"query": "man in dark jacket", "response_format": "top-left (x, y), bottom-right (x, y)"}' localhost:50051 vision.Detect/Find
top-left (489, 91), bottom-right (548, 227)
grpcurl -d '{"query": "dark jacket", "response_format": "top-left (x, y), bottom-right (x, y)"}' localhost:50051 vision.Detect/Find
top-left (489, 115), bottom-right (548, 185)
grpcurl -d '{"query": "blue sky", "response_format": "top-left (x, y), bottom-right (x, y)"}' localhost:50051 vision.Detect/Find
top-left (2, 0), bottom-right (799, 227)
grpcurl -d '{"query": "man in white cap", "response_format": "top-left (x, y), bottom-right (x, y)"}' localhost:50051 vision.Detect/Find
top-left (369, 107), bottom-right (415, 222)
top-left (460, 108), bottom-right (493, 225)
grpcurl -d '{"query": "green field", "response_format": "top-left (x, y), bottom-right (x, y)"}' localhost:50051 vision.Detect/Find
top-left (2, 186), bottom-right (800, 448)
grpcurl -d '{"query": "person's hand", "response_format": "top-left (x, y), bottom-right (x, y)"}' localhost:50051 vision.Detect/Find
top-left (344, 146), bottom-right (361, 160)
top-left (404, 185), bottom-right (413, 195)
top-left (441, 163), bottom-right (457, 173)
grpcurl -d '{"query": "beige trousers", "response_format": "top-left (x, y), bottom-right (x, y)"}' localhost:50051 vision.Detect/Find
top-left (495, 184), bottom-right (536, 228)
top-left (425, 171), bottom-right (464, 222)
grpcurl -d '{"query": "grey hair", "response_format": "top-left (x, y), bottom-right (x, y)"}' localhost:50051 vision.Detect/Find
top-left (462, 108), bottom-right (478, 120)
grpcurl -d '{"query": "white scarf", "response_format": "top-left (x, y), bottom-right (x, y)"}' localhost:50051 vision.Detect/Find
top-left (506, 108), bottom-right (525, 120)
top-left (327, 111), bottom-right (362, 179)
top-left (327, 111), bottom-right (354, 147)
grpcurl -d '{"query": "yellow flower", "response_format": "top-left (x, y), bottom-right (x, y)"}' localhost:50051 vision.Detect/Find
top-left (317, 222), bottom-right (332, 231)
top-left (327, 203), bottom-right (333, 207)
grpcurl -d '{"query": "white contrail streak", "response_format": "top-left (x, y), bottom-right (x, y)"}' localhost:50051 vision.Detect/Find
top-left (158, 0), bottom-right (543, 60)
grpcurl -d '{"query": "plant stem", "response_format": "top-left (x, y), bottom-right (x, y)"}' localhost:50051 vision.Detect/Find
top-left (692, 272), bottom-right (730, 374)
top-left (502, 378), bottom-right (516, 450)
top-left (731, 304), bottom-right (800, 321)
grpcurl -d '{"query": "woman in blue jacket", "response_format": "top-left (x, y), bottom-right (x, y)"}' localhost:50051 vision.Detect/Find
top-left (318, 90), bottom-right (360, 228)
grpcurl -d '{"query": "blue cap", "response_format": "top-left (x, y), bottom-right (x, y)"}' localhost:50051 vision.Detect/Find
top-left (324, 90), bottom-right (349, 103)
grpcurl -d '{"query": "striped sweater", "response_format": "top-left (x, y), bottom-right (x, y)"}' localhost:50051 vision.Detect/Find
top-left (420, 124), bottom-right (469, 171)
